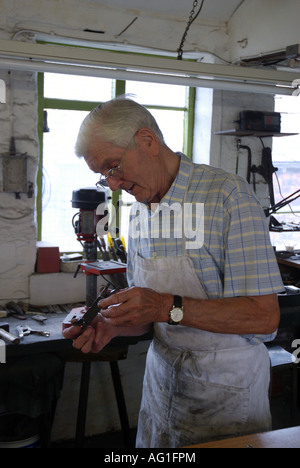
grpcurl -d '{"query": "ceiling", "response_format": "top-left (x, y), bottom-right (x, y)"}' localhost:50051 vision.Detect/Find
top-left (94, 0), bottom-right (246, 23)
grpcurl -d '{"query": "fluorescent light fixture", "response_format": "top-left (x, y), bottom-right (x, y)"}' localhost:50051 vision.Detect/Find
top-left (0, 39), bottom-right (299, 95)
top-left (35, 32), bottom-right (200, 59)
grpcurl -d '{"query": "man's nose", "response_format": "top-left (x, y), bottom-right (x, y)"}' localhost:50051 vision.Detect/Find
top-left (107, 177), bottom-right (123, 191)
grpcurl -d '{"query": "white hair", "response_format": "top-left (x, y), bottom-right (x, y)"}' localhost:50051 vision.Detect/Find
top-left (74, 97), bottom-right (164, 157)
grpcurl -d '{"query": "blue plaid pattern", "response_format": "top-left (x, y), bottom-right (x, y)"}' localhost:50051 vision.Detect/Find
top-left (127, 153), bottom-right (284, 343)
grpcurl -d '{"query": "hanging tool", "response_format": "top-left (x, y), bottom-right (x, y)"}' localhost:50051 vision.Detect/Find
top-left (0, 323), bottom-right (20, 344)
top-left (236, 139), bottom-right (252, 183)
top-left (106, 233), bottom-right (118, 261)
top-left (114, 238), bottom-right (127, 263)
top-left (97, 237), bottom-right (110, 261)
top-left (251, 146), bottom-right (278, 207)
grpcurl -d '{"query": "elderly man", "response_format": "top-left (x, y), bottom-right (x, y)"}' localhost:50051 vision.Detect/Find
top-left (63, 97), bottom-right (283, 447)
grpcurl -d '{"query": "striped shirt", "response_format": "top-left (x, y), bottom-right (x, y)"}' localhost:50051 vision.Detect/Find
top-left (127, 153), bottom-right (284, 343)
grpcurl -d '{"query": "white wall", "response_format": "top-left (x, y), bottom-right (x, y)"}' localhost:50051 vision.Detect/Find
top-left (0, 0), bottom-right (229, 60)
top-left (0, 68), bottom-right (38, 302)
top-left (210, 90), bottom-right (274, 209)
top-left (228, 0), bottom-right (300, 63)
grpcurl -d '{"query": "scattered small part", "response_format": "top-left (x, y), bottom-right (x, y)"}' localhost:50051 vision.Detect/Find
top-left (32, 314), bottom-right (48, 323)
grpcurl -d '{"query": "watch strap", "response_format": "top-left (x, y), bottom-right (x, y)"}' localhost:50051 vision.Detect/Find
top-left (173, 295), bottom-right (182, 308)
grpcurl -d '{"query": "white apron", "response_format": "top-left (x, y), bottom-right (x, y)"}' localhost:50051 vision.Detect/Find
top-left (133, 168), bottom-right (271, 448)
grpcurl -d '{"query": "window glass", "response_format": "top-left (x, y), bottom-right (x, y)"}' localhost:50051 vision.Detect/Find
top-left (40, 74), bottom-right (190, 252)
top-left (42, 109), bottom-right (97, 252)
top-left (151, 108), bottom-right (185, 153)
top-left (44, 73), bottom-right (113, 101)
top-left (119, 81), bottom-right (187, 244)
top-left (119, 107), bottom-right (186, 245)
top-left (270, 95), bottom-right (300, 250)
top-left (126, 80), bottom-right (186, 107)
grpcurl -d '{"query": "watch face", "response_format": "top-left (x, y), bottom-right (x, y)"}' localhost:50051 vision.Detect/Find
top-left (171, 307), bottom-right (183, 322)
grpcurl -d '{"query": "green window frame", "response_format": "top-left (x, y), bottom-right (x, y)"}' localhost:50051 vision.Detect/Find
top-left (36, 73), bottom-right (195, 248)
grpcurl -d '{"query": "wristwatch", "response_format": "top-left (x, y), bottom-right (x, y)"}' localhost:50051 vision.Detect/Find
top-left (169, 295), bottom-right (183, 325)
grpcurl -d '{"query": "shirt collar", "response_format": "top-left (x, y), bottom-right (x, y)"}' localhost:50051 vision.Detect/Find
top-left (160, 153), bottom-right (193, 211)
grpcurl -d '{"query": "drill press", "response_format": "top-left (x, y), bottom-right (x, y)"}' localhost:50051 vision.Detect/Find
top-left (63, 186), bottom-right (126, 330)
top-left (71, 186), bottom-right (109, 306)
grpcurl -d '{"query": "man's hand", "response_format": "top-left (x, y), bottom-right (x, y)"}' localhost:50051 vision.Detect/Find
top-left (62, 290), bottom-right (159, 354)
top-left (62, 313), bottom-right (116, 354)
top-left (99, 286), bottom-right (173, 327)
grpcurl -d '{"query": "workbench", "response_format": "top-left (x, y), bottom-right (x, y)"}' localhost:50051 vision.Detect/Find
top-left (277, 253), bottom-right (300, 287)
top-left (0, 312), bottom-right (151, 448)
top-left (187, 425), bottom-right (300, 448)
top-left (1, 292), bottom-right (299, 448)
top-left (277, 255), bottom-right (300, 271)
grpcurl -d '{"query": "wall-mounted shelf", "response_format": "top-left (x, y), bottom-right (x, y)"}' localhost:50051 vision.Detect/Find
top-left (214, 129), bottom-right (298, 138)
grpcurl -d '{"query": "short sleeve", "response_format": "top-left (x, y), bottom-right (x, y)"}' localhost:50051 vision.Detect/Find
top-left (223, 189), bottom-right (284, 298)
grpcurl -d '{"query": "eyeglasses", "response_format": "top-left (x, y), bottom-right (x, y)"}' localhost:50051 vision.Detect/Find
top-left (96, 165), bottom-right (123, 188)
top-left (96, 134), bottom-right (136, 189)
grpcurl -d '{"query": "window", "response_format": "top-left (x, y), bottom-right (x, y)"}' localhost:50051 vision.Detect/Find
top-left (270, 95), bottom-right (300, 250)
top-left (120, 80), bottom-right (191, 243)
top-left (37, 73), bottom-right (193, 253)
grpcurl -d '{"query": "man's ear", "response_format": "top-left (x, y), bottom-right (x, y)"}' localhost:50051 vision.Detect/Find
top-left (136, 127), bottom-right (159, 155)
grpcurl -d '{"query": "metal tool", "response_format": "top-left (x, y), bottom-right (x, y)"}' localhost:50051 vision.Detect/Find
top-left (237, 139), bottom-right (252, 183)
top-left (32, 314), bottom-right (47, 323)
top-left (5, 301), bottom-right (27, 320)
top-left (251, 146), bottom-right (278, 207)
top-left (17, 325), bottom-right (50, 339)
top-left (71, 286), bottom-right (118, 331)
top-left (98, 237), bottom-right (110, 261)
top-left (114, 238), bottom-right (127, 263)
top-left (0, 323), bottom-right (20, 344)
